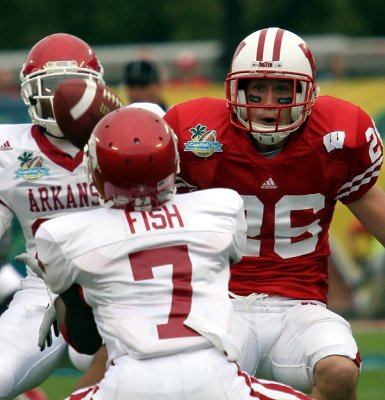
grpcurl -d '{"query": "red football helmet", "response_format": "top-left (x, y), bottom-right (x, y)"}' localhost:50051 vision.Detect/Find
top-left (225, 27), bottom-right (319, 145)
top-left (20, 33), bottom-right (104, 138)
top-left (85, 107), bottom-right (179, 210)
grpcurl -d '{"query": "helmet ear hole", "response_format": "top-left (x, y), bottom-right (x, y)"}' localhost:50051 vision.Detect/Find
top-left (237, 89), bottom-right (248, 120)
top-left (291, 94), bottom-right (303, 121)
top-left (35, 101), bottom-right (43, 120)
top-left (291, 82), bottom-right (305, 121)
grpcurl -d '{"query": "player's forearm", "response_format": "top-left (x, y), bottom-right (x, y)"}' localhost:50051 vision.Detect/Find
top-left (347, 185), bottom-right (385, 246)
top-left (58, 284), bottom-right (103, 355)
top-left (73, 345), bottom-right (108, 390)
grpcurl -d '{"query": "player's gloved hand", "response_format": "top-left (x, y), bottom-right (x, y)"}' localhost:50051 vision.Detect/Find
top-left (15, 252), bottom-right (44, 278)
top-left (38, 296), bottom-right (60, 351)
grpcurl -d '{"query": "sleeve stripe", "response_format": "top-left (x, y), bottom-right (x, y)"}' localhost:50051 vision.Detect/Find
top-left (335, 156), bottom-right (383, 200)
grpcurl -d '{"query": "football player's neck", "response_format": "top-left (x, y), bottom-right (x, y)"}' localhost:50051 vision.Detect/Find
top-left (252, 138), bottom-right (287, 158)
top-left (44, 133), bottom-right (80, 158)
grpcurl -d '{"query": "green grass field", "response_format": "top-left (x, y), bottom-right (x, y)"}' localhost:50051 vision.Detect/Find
top-left (354, 329), bottom-right (385, 400)
top-left (36, 326), bottom-right (385, 400)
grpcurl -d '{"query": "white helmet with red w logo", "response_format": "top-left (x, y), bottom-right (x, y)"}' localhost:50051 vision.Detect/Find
top-left (225, 27), bottom-right (319, 145)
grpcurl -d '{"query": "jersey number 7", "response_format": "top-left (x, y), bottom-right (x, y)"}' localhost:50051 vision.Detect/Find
top-left (129, 244), bottom-right (200, 339)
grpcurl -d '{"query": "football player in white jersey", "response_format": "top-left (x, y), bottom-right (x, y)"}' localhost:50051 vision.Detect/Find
top-left (32, 107), bottom-right (312, 400)
top-left (0, 33), bottom-right (105, 398)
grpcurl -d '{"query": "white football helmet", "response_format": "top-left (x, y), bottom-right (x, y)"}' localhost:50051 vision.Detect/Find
top-left (20, 33), bottom-right (104, 138)
top-left (225, 27), bottom-right (319, 145)
top-left (126, 102), bottom-right (166, 118)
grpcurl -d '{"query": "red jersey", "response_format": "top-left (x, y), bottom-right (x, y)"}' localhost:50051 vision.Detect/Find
top-left (164, 96), bottom-right (383, 302)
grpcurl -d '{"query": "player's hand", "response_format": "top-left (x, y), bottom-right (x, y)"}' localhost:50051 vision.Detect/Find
top-left (15, 253), bottom-right (44, 278)
top-left (38, 301), bottom-right (60, 351)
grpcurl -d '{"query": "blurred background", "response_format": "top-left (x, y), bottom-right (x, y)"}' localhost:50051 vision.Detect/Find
top-left (0, 2), bottom-right (384, 397)
top-left (2, 0), bottom-right (384, 319)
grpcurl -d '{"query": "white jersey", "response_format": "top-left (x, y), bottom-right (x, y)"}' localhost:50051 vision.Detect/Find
top-left (36, 188), bottom-right (247, 362)
top-left (0, 123), bottom-right (100, 263)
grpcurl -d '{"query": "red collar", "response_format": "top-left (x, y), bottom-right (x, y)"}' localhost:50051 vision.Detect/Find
top-left (31, 126), bottom-right (83, 172)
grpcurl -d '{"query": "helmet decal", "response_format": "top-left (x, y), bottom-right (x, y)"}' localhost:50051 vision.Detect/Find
top-left (300, 43), bottom-right (317, 80)
top-left (256, 28), bottom-right (285, 61)
top-left (231, 41), bottom-right (246, 66)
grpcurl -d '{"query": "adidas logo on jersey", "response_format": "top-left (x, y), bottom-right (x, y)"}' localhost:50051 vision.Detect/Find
top-left (261, 178), bottom-right (277, 189)
top-left (0, 140), bottom-right (12, 151)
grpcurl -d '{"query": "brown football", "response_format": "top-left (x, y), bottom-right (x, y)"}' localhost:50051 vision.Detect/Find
top-left (199, 130), bottom-right (216, 142)
top-left (53, 79), bottom-right (124, 149)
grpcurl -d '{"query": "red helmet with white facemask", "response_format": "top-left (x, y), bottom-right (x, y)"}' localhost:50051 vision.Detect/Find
top-left (225, 27), bottom-right (319, 145)
top-left (20, 33), bottom-right (104, 138)
top-left (85, 107), bottom-right (179, 211)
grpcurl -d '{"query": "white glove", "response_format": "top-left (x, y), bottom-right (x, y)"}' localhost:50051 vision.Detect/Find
top-left (38, 294), bottom-right (60, 351)
top-left (15, 253), bottom-right (44, 278)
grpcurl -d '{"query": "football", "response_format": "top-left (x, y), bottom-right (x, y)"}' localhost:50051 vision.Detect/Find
top-left (27, 156), bottom-right (43, 168)
top-left (53, 79), bottom-right (124, 149)
top-left (199, 130), bottom-right (216, 142)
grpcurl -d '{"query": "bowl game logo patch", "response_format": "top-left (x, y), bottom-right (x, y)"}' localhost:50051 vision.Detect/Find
top-left (184, 124), bottom-right (223, 158)
top-left (16, 152), bottom-right (49, 181)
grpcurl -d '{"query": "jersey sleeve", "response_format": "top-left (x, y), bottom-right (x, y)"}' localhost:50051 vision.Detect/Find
top-left (336, 111), bottom-right (383, 203)
top-left (35, 223), bottom-right (77, 294)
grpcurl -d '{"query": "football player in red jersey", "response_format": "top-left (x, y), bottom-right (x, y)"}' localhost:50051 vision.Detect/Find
top-left (164, 27), bottom-right (385, 400)
top-left (31, 106), bottom-right (312, 400)
top-left (0, 33), bottom-right (107, 398)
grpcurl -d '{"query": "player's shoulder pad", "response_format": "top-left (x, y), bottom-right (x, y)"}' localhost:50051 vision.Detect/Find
top-left (0, 123), bottom-right (39, 170)
top-left (0, 123), bottom-right (35, 144)
top-left (311, 95), bottom-right (376, 151)
top-left (38, 207), bottom-right (103, 238)
top-left (314, 95), bottom-right (365, 119)
top-left (185, 188), bottom-right (243, 211)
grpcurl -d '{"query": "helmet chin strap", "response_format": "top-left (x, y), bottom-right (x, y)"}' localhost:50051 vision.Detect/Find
top-left (44, 129), bottom-right (81, 157)
top-left (44, 121), bottom-right (65, 139)
top-left (43, 128), bottom-right (65, 140)
top-left (250, 126), bottom-right (292, 145)
top-left (237, 116), bottom-right (292, 145)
